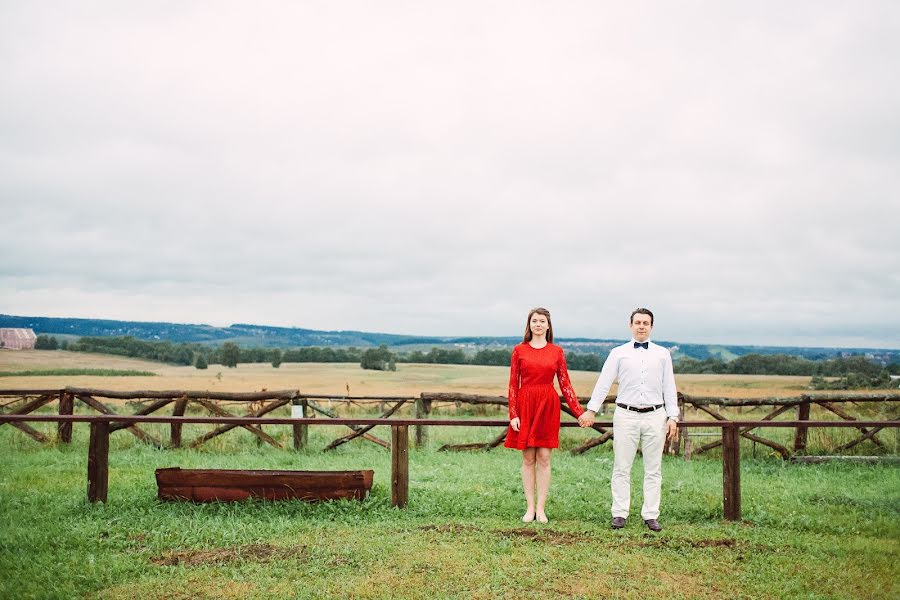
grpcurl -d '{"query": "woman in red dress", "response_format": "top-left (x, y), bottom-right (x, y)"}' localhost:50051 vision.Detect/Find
top-left (505, 307), bottom-right (586, 523)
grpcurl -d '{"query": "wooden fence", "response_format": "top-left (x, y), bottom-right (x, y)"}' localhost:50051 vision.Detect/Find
top-left (1, 388), bottom-right (898, 459)
top-left (1, 412), bottom-right (898, 522)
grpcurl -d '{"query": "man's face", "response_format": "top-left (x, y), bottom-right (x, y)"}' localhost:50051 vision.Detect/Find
top-left (630, 314), bottom-right (653, 342)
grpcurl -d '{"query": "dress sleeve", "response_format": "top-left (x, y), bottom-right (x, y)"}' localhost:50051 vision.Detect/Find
top-left (508, 346), bottom-right (520, 420)
top-left (557, 348), bottom-right (584, 418)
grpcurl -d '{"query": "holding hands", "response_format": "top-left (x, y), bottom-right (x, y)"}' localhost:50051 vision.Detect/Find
top-left (577, 410), bottom-right (595, 428)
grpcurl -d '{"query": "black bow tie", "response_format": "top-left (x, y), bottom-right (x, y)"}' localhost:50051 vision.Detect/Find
top-left (634, 342), bottom-right (648, 349)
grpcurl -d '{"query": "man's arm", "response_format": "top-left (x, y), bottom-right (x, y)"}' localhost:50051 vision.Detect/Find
top-left (661, 350), bottom-right (678, 419)
top-left (662, 349), bottom-right (679, 442)
top-left (578, 350), bottom-right (619, 427)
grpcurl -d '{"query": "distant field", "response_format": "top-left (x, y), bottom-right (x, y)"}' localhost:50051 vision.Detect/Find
top-left (0, 349), bottom-right (847, 398)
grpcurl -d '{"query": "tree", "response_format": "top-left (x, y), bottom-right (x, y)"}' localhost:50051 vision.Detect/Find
top-left (221, 342), bottom-right (240, 368)
top-left (271, 349), bottom-right (283, 368)
top-left (35, 335), bottom-right (59, 350)
top-left (195, 354), bottom-right (208, 369)
top-left (361, 345), bottom-right (396, 371)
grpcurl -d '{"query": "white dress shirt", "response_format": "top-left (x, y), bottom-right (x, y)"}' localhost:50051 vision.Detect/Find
top-left (586, 340), bottom-right (679, 419)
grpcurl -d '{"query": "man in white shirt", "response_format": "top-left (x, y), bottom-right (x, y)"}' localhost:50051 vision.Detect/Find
top-left (578, 308), bottom-right (679, 531)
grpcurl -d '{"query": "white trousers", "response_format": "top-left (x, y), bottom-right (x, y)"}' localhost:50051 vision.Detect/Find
top-left (611, 407), bottom-right (667, 520)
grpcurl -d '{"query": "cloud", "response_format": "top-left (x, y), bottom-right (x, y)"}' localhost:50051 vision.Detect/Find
top-left (1, 1), bottom-right (898, 348)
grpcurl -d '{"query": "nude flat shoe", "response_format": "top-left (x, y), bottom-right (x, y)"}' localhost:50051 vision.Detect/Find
top-left (522, 511), bottom-right (536, 523)
top-left (536, 513), bottom-right (549, 524)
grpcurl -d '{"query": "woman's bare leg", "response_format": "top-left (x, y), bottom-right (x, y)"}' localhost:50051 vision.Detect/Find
top-left (535, 448), bottom-right (552, 522)
top-left (521, 448), bottom-right (537, 521)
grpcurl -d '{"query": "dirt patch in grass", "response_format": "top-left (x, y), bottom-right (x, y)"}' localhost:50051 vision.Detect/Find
top-left (418, 523), bottom-right (483, 534)
top-left (636, 536), bottom-right (737, 549)
top-left (496, 528), bottom-right (595, 545)
top-left (151, 543), bottom-right (306, 567)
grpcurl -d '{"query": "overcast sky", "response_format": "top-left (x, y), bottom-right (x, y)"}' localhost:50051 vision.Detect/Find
top-left (2, 2), bottom-right (898, 348)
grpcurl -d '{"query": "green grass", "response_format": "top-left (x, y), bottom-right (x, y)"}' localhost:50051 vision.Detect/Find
top-left (0, 369), bottom-right (158, 377)
top-left (1, 419), bottom-right (898, 599)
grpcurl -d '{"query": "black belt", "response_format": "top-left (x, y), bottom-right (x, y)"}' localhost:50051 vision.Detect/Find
top-left (616, 403), bottom-right (663, 413)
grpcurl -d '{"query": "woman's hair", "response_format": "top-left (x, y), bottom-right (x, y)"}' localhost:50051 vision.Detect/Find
top-left (523, 307), bottom-right (553, 343)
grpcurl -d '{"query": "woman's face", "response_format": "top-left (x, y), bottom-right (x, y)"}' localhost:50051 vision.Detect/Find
top-left (529, 313), bottom-right (549, 337)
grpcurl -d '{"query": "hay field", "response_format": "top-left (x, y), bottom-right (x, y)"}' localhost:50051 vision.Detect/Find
top-left (1, 349), bottom-right (815, 398)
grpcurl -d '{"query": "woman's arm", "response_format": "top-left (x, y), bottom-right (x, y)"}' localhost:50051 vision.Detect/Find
top-left (556, 348), bottom-right (584, 418)
top-left (508, 346), bottom-right (520, 419)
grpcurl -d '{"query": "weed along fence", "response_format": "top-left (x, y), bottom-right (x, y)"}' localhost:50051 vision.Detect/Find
top-left (1, 413), bottom-right (899, 522)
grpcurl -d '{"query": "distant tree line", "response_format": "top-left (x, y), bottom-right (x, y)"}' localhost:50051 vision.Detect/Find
top-left (64, 336), bottom-right (196, 365)
top-left (675, 353), bottom-right (899, 389)
top-left (386, 347), bottom-right (604, 371)
top-left (29, 336), bottom-right (899, 388)
top-left (674, 353), bottom-right (899, 376)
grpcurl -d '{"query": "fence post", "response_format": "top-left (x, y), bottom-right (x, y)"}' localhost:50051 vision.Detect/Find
top-left (87, 421), bottom-right (110, 503)
top-left (58, 391), bottom-right (73, 444)
top-left (415, 396), bottom-right (431, 448)
top-left (794, 398), bottom-right (811, 454)
top-left (722, 423), bottom-right (741, 521)
top-left (171, 397), bottom-right (188, 448)
top-left (293, 398), bottom-right (308, 450)
top-left (391, 425), bottom-right (409, 508)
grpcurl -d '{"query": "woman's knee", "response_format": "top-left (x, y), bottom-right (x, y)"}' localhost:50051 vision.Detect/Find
top-left (536, 449), bottom-right (552, 468)
top-left (522, 449), bottom-right (537, 467)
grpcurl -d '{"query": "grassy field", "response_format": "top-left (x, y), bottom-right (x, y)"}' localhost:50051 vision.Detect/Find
top-left (0, 425), bottom-right (898, 600)
top-left (1, 351), bottom-right (899, 598)
top-left (0, 349), bottom-right (826, 398)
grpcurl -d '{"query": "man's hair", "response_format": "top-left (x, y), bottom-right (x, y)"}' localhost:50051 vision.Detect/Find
top-left (630, 307), bottom-right (654, 326)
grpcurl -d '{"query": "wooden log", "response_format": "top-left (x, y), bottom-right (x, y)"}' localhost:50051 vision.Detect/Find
top-left (58, 392), bottom-right (74, 443)
top-left (4, 393), bottom-right (55, 416)
top-left (292, 399), bottom-right (309, 450)
top-left (65, 387), bottom-right (299, 401)
top-left (87, 421), bottom-right (110, 503)
top-left (307, 401), bottom-right (390, 449)
top-left (683, 430), bottom-right (693, 461)
top-left (794, 400), bottom-right (811, 453)
top-left (570, 430), bottom-right (615, 455)
top-left (693, 404), bottom-right (792, 459)
top-left (170, 397), bottom-right (188, 448)
top-left (722, 424), bottom-right (741, 521)
top-left (75, 394), bottom-right (162, 447)
top-left (440, 429), bottom-right (508, 452)
top-left (155, 468), bottom-right (374, 502)
top-left (415, 397), bottom-right (432, 448)
top-left (816, 401), bottom-right (885, 448)
top-left (420, 392), bottom-right (509, 406)
top-left (834, 426), bottom-right (886, 452)
top-left (189, 399), bottom-right (286, 449)
top-left (790, 455), bottom-right (900, 465)
top-left (109, 397), bottom-right (174, 432)
top-left (683, 393), bottom-right (900, 407)
top-left (0, 393), bottom-right (57, 443)
top-left (323, 400), bottom-right (407, 452)
top-left (8, 422), bottom-right (50, 443)
top-left (391, 425), bottom-right (409, 508)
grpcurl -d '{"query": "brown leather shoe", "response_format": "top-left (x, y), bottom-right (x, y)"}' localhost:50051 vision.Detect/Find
top-left (644, 519), bottom-right (662, 532)
top-left (611, 516), bottom-right (626, 529)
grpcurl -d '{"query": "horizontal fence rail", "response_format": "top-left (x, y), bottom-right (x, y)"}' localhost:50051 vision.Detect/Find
top-left (1, 411), bottom-right (898, 521)
top-left (3, 387), bottom-right (898, 457)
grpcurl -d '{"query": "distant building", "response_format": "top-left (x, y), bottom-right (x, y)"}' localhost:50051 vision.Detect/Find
top-left (0, 328), bottom-right (37, 350)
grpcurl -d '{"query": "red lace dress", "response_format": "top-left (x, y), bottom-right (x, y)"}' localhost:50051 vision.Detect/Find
top-left (504, 342), bottom-right (584, 449)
